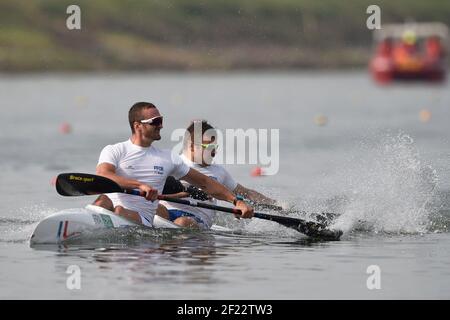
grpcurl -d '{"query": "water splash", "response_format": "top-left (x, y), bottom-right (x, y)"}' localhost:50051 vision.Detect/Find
top-left (212, 131), bottom-right (443, 238)
top-left (331, 132), bottom-right (438, 234)
top-left (0, 204), bottom-right (57, 243)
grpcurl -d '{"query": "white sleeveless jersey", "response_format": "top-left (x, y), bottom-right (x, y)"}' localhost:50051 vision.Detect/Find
top-left (159, 154), bottom-right (238, 228)
top-left (97, 139), bottom-right (190, 223)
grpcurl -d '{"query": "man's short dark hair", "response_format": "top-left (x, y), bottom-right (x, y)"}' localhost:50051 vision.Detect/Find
top-left (183, 120), bottom-right (216, 149)
top-left (128, 102), bottom-right (156, 133)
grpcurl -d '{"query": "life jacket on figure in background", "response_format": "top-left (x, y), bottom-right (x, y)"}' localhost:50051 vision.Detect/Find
top-left (392, 30), bottom-right (420, 67)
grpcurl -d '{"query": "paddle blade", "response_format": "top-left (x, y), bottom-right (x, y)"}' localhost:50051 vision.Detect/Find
top-left (297, 221), bottom-right (343, 240)
top-left (254, 212), bottom-right (342, 240)
top-left (56, 173), bottom-right (123, 196)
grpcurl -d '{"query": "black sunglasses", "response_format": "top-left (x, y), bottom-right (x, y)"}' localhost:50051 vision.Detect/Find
top-left (140, 116), bottom-right (163, 126)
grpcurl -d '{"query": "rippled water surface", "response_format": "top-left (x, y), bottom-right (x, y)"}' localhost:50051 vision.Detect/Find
top-left (1, 72), bottom-right (450, 299)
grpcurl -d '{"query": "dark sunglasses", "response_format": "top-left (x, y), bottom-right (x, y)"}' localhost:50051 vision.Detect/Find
top-left (140, 116), bottom-right (163, 126)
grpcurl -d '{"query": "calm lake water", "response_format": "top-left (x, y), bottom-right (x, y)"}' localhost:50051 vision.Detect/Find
top-left (1, 71), bottom-right (450, 299)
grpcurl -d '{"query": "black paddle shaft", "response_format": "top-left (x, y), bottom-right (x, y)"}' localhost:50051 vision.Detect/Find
top-left (56, 173), bottom-right (343, 240)
top-left (158, 196), bottom-right (342, 240)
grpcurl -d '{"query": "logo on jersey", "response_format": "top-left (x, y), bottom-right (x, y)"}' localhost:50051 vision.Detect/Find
top-left (154, 166), bottom-right (164, 175)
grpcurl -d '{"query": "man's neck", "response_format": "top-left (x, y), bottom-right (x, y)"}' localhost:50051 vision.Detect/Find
top-left (131, 135), bottom-right (153, 148)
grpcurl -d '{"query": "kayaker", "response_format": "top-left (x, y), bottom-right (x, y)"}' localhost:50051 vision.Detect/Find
top-left (158, 119), bottom-right (276, 230)
top-left (92, 102), bottom-right (253, 226)
top-left (393, 30), bottom-right (419, 64)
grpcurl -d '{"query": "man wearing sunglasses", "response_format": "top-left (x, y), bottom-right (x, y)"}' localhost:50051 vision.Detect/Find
top-left (92, 102), bottom-right (253, 227)
top-left (159, 120), bottom-right (275, 230)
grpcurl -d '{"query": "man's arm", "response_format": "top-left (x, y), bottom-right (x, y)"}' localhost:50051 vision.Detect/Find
top-left (181, 168), bottom-right (254, 218)
top-left (234, 184), bottom-right (276, 205)
top-left (96, 163), bottom-right (158, 201)
top-left (162, 176), bottom-right (210, 200)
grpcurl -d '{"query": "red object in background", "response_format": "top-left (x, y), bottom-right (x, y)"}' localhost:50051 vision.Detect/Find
top-left (370, 36), bottom-right (446, 84)
top-left (392, 42), bottom-right (419, 62)
top-left (59, 122), bottom-right (72, 134)
top-left (50, 176), bottom-right (57, 186)
top-left (251, 167), bottom-right (263, 177)
top-left (369, 38), bottom-right (394, 83)
top-left (378, 38), bottom-right (394, 56)
top-left (425, 36), bottom-right (444, 59)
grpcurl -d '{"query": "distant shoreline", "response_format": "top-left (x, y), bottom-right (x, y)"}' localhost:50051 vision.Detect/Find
top-left (1, 0), bottom-right (448, 72)
top-left (0, 46), bottom-right (371, 72)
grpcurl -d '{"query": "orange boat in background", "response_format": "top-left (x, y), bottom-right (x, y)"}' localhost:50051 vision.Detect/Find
top-left (370, 23), bottom-right (448, 84)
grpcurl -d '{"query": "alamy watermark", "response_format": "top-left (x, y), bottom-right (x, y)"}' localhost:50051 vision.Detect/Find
top-left (66, 265), bottom-right (81, 290)
top-left (171, 124), bottom-right (280, 175)
top-left (366, 265), bottom-right (381, 290)
top-left (66, 5), bottom-right (81, 30)
top-left (366, 5), bottom-right (381, 30)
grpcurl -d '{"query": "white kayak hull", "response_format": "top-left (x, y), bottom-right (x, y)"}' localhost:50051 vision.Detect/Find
top-left (30, 205), bottom-right (180, 245)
